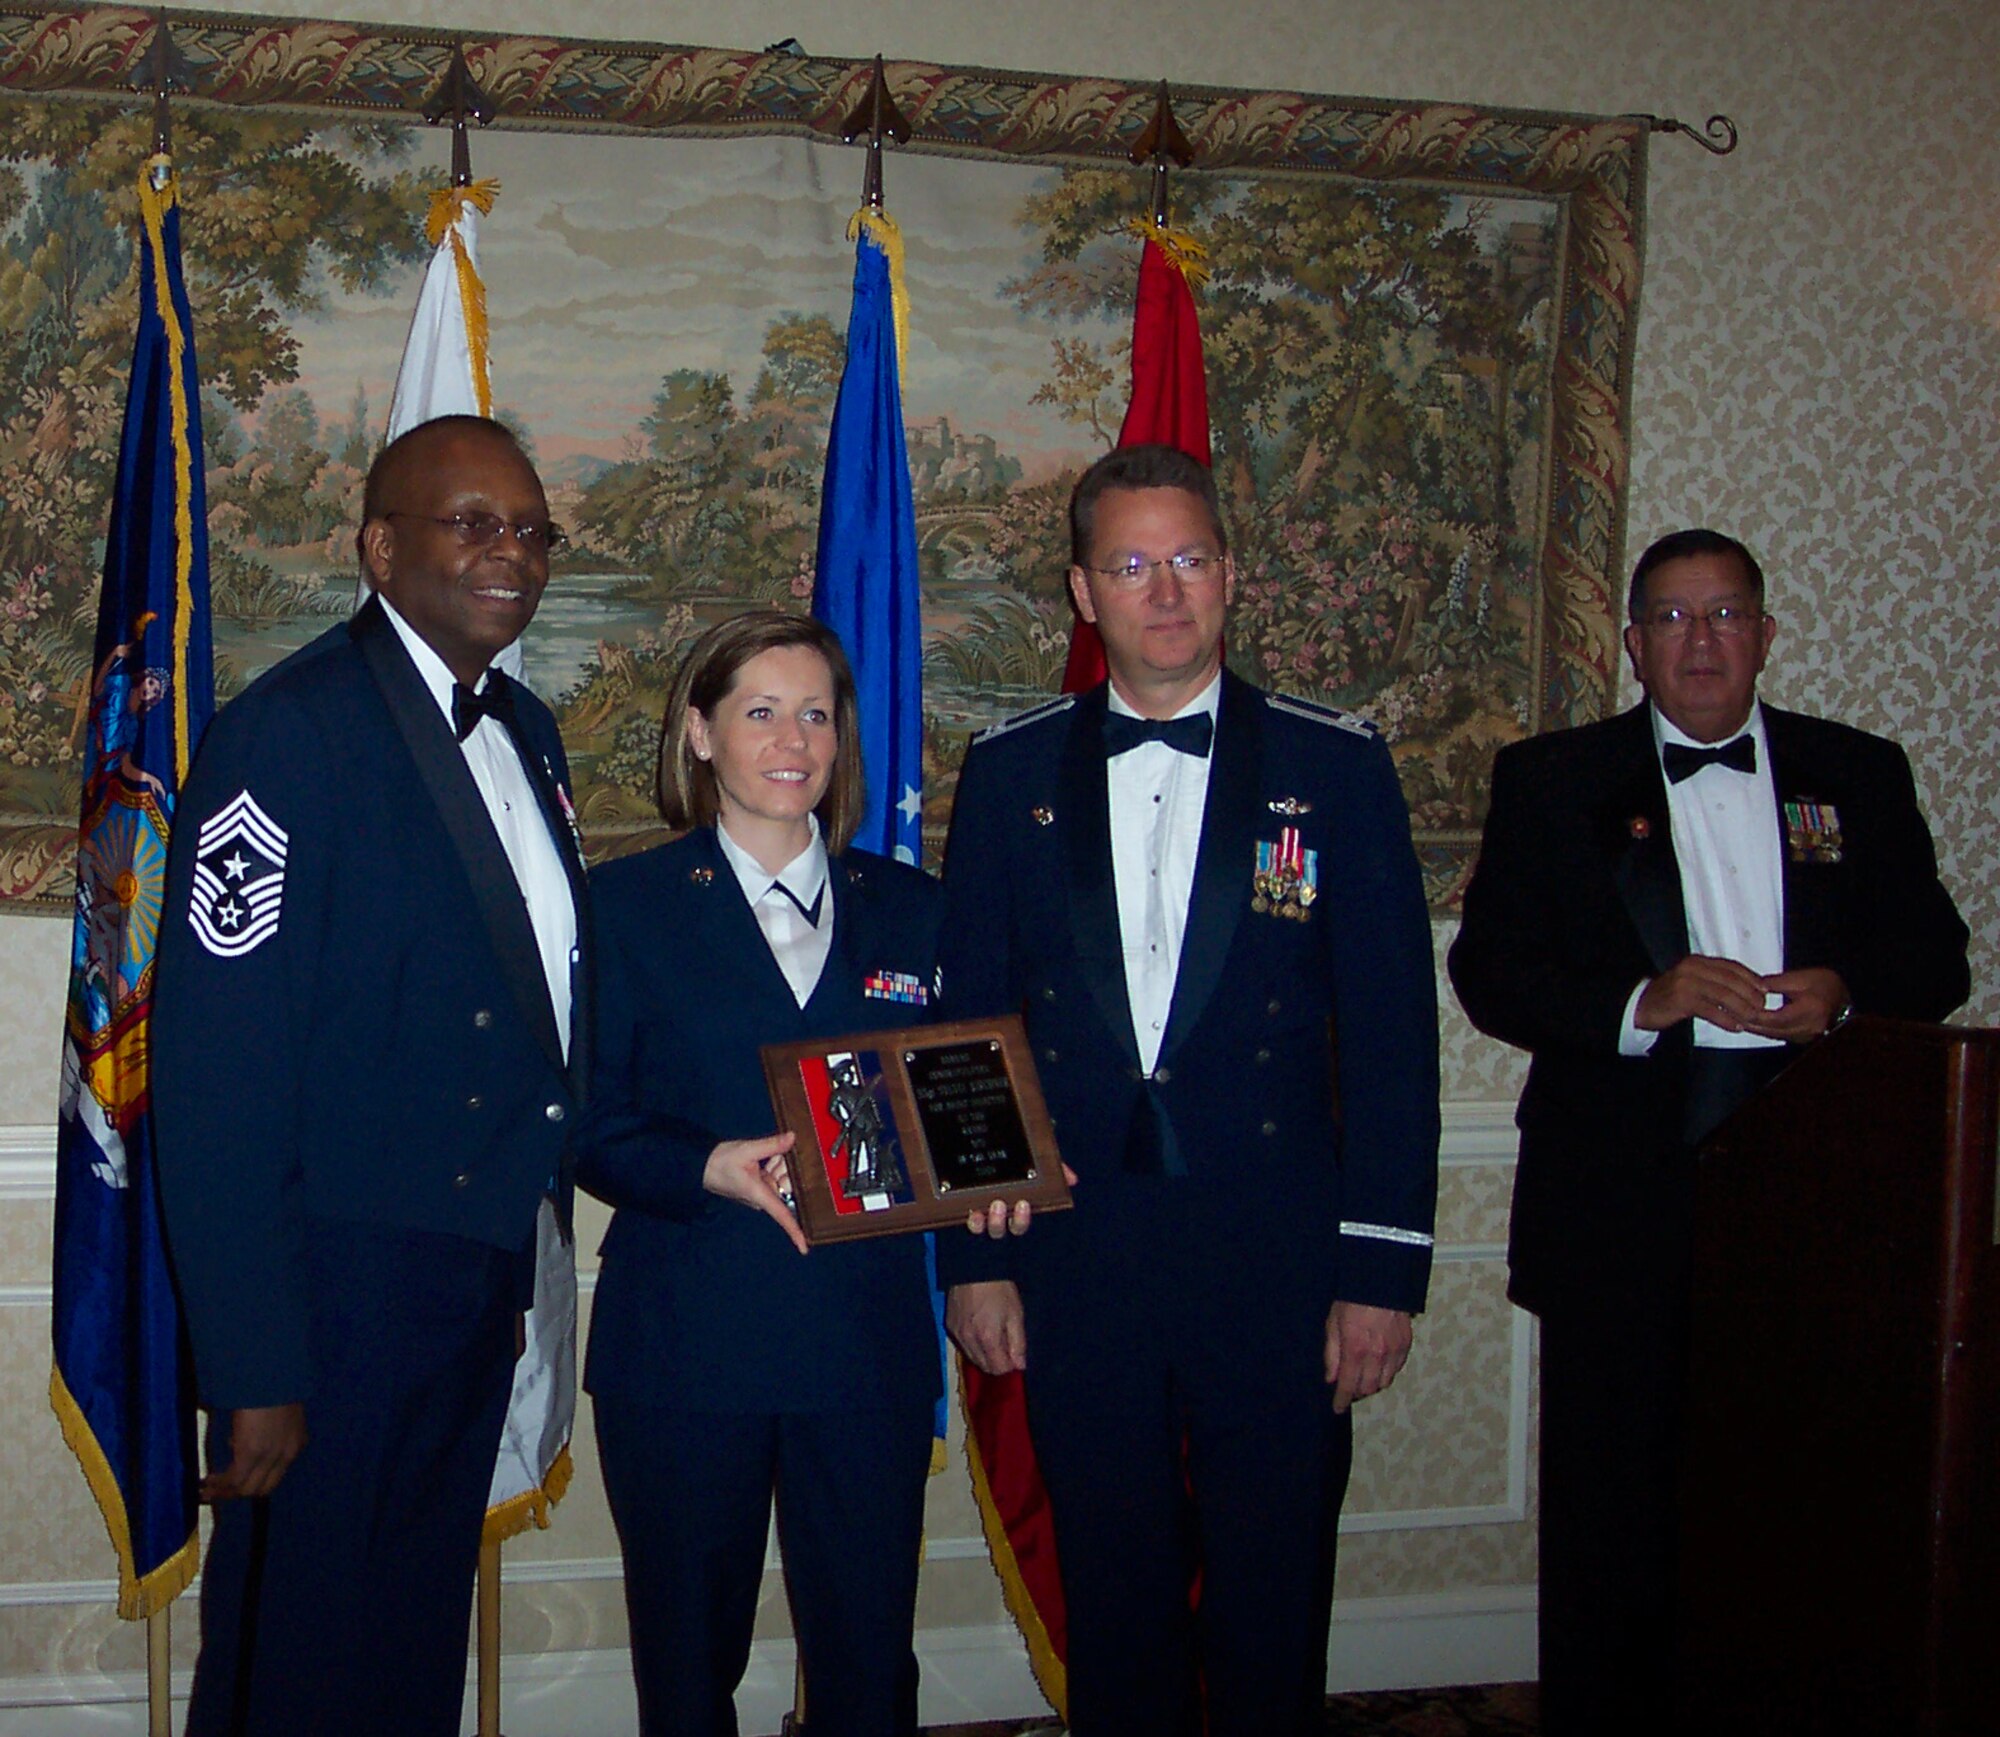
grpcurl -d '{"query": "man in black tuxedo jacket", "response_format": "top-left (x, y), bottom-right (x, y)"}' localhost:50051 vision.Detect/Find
top-left (154, 417), bottom-right (590, 1736)
top-left (938, 445), bottom-right (1439, 1736)
top-left (1449, 528), bottom-right (1969, 1734)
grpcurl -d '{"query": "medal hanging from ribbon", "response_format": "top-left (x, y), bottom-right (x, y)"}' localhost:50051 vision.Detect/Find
top-left (1252, 827), bottom-right (1318, 921)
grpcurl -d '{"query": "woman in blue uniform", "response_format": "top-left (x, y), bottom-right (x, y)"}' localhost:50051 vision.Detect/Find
top-left (580, 611), bottom-right (1017, 1737)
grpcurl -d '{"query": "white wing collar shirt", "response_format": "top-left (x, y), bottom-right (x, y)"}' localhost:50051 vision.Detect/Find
top-left (1106, 672), bottom-right (1221, 1078)
top-left (716, 815), bottom-right (833, 1010)
top-left (380, 596), bottom-right (577, 1060)
top-left (1619, 698), bottom-right (1784, 1056)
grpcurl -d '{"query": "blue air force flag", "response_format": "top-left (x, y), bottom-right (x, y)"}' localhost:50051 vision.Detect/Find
top-left (811, 209), bottom-right (925, 865)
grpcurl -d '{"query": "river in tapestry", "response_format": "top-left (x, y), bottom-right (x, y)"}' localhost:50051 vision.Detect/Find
top-left (0, 112), bottom-right (1561, 901)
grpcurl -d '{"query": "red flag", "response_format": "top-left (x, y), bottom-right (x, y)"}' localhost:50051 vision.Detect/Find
top-left (1060, 232), bottom-right (1213, 690)
top-left (965, 230), bottom-right (1213, 1720)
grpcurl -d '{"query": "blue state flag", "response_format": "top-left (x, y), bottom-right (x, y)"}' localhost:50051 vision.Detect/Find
top-left (812, 211), bottom-right (924, 864)
top-left (49, 156), bottom-right (214, 1620)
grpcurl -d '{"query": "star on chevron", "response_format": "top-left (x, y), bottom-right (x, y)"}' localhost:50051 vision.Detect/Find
top-left (221, 851), bottom-right (251, 881)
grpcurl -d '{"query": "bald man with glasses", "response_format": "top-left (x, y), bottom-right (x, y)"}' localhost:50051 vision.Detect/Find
top-left (1449, 526), bottom-right (1969, 1734)
top-left (155, 415), bottom-right (591, 1736)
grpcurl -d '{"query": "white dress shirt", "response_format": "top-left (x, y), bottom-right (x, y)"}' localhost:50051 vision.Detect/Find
top-left (716, 817), bottom-right (832, 1010)
top-left (380, 598), bottom-right (577, 1060)
top-left (1619, 700), bottom-right (1784, 1055)
top-left (1107, 675), bottom-right (1221, 1076)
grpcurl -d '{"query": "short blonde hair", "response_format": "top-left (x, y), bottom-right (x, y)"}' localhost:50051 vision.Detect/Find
top-left (656, 610), bottom-right (867, 853)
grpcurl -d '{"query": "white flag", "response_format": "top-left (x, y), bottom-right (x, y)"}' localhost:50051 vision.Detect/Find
top-left (382, 180), bottom-right (577, 1540)
top-left (371, 180), bottom-right (527, 683)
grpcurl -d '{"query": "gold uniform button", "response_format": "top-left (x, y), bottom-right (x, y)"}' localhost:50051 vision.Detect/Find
top-left (473, 1009), bottom-right (494, 1029)
top-left (466, 1095), bottom-right (484, 1112)
top-left (1261, 1120), bottom-right (1278, 1137)
top-left (546, 1103), bottom-right (567, 1123)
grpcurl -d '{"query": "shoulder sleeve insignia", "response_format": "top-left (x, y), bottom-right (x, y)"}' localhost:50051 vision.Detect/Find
top-left (187, 790), bottom-right (289, 958)
top-left (1265, 693), bottom-right (1378, 737)
top-left (974, 694), bottom-right (1076, 744)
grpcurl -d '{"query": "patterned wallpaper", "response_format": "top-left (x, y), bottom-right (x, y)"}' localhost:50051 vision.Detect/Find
top-left (0, 0), bottom-right (1994, 1703)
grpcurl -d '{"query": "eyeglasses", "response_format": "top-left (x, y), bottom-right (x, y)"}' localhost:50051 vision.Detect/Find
top-left (1080, 552), bottom-right (1225, 587)
top-left (1636, 603), bottom-right (1763, 638)
top-left (382, 511), bottom-right (569, 557)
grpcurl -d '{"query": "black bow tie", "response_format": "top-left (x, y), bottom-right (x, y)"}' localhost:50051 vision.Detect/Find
top-left (1103, 711), bottom-right (1214, 759)
top-left (451, 678), bottom-right (515, 743)
top-left (1662, 734), bottom-right (1756, 784)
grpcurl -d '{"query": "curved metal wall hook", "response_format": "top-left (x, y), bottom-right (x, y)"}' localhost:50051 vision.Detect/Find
top-left (1644, 112), bottom-right (1740, 156)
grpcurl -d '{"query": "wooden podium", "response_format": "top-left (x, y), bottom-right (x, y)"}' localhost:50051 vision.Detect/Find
top-left (1677, 1016), bottom-right (2000, 1735)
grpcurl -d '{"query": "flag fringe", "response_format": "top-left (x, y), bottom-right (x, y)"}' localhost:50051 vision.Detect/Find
top-left (480, 1441), bottom-right (574, 1546)
top-left (958, 1359), bottom-right (1067, 1722)
top-left (846, 205), bottom-right (909, 380)
top-left (48, 1366), bottom-right (199, 1621)
top-left (1124, 217), bottom-right (1211, 287)
top-left (424, 179), bottom-right (501, 246)
top-left (425, 182), bottom-right (500, 421)
top-left (139, 157), bottom-right (199, 783)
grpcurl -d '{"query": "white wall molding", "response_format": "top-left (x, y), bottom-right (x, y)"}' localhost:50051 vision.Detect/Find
top-left (0, 1125), bottom-right (55, 1198)
top-left (0, 1591), bottom-right (1537, 1730)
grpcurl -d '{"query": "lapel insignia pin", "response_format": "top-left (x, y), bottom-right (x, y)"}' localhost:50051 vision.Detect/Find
top-left (1628, 815), bottom-right (1651, 840)
top-left (1031, 805), bottom-right (1054, 826)
top-left (1252, 827), bottom-right (1318, 922)
top-left (691, 866), bottom-right (714, 885)
top-left (1783, 799), bottom-right (1843, 864)
top-left (1268, 796), bottom-right (1313, 817)
top-left (547, 762), bottom-right (585, 852)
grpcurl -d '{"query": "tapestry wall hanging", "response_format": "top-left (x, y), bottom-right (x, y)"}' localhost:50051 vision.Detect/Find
top-left (0, 8), bottom-right (1648, 911)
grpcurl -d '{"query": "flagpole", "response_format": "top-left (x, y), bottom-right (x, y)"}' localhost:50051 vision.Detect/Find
top-left (144, 34), bottom-right (191, 1730)
top-left (477, 1539), bottom-right (502, 1737)
top-left (148, 1609), bottom-right (171, 1737)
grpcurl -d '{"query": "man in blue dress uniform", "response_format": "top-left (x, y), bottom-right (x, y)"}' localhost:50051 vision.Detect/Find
top-left (153, 416), bottom-right (590, 1736)
top-left (938, 444), bottom-right (1440, 1736)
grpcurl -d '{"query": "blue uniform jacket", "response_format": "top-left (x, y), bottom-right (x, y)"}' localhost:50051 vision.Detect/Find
top-left (933, 673), bottom-right (1440, 1322)
top-left (153, 599), bottom-right (591, 1412)
top-left (579, 830), bottom-right (943, 1415)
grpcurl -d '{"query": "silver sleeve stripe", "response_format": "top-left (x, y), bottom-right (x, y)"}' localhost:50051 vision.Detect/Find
top-left (1339, 1220), bottom-right (1435, 1247)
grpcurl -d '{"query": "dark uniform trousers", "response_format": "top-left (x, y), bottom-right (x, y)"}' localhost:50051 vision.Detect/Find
top-left (186, 1222), bottom-right (522, 1737)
